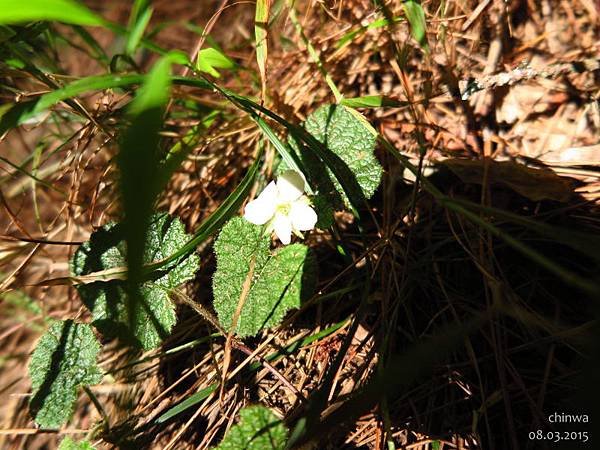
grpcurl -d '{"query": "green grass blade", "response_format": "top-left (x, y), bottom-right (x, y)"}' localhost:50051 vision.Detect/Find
top-left (175, 78), bottom-right (311, 190)
top-left (335, 16), bottom-right (402, 49)
top-left (288, 5), bottom-right (342, 102)
top-left (0, 0), bottom-right (105, 26)
top-left (402, 0), bottom-right (429, 51)
top-left (0, 72), bottom-right (214, 136)
top-left (117, 54), bottom-right (178, 328)
top-left (341, 95), bottom-right (408, 108)
top-left (0, 24), bottom-right (16, 42)
top-left (248, 318), bottom-right (349, 370)
top-left (439, 200), bottom-right (600, 296)
top-left (448, 197), bottom-right (600, 263)
top-left (207, 85), bottom-right (368, 216)
top-left (252, 116), bottom-right (312, 193)
top-left (155, 384), bottom-right (218, 423)
top-left (0, 155), bottom-right (65, 195)
top-left (70, 25), bottom-right (110, 66)
top-left (0, 74), bottom-right (145, 135)
top-left (126, 2), bottom-right (153, 56)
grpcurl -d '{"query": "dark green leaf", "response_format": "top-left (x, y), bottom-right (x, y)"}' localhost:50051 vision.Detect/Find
top-left (28, 320), bottom-right (102, 429)
top-left (289, 104), bottom-right (382, 209)
top-left (71, 213), bottom-right (200, 349)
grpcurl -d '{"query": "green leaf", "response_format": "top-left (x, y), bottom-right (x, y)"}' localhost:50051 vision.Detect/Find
top-left (215, 405), bottom-right (288, 450)
top-left (28, 320), bottom-right (102, 429)
top-left (58, 437), bottom-right (96, 450)
top-left (196, 47), bottom-right (235, 78)
top-left (289, 104), bottom-right (382, 210)
top-left (71, 213), bottom-right (200, 349)
top-left (402, 0), bottom-right (428, 51)
top-left (212, 217), bottom-right (315, 337)
top-left (0, 0), bottom-right (105, 26)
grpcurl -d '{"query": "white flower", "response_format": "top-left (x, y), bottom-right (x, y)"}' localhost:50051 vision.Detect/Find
top-left (244, 170), bottom-right (317, 245)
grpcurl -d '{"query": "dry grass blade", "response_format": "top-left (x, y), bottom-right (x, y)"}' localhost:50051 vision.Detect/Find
top-left (255, 0), bottom-right (270, 101)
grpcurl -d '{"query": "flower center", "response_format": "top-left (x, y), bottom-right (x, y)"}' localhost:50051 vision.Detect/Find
top-left (275, 202), bottom-right (291, 216)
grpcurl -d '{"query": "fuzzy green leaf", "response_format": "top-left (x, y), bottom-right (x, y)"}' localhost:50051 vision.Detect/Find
top-left (304, 105), bottom-right (381, 202)
top-left (215, 405), bottom-right (288, 450)
top-left (212, 217), bottom-right (315, 337)
top-left (58, 437), bottom-right (96, 450)
top-left (28, 320), bottom-right (102, 429)
top-left (288, 104), bottom-right (382, 218)
top-left (71, 213), bottom-right (200, 350)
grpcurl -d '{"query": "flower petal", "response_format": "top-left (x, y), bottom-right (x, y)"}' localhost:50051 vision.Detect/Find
top-left (290, 200), bottom-right (317, 231)
top-left (276, 170), bottom-right (306, 202)
top-left (244, 182), bottom-right (277, 225)
top-left (272, 213), bottom-right (292, 245)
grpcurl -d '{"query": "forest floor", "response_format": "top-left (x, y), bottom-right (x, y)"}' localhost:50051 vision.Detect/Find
top-left (1, 0), bottom-right (599, 449)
